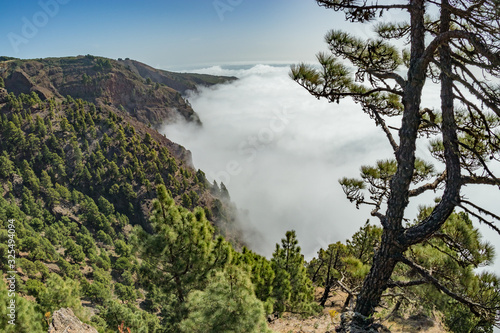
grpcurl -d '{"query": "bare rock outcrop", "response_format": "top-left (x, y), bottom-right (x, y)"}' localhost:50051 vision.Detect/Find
top-left (48, 308), bottom-right (98, 333)
top-left (0, 87), bottom-right (7, 103)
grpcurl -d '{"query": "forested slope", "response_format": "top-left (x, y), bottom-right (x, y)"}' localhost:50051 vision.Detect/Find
top-left (0, 57), bottom-right (317, 332)
top-left (0, 56), bottom-right (498, 333)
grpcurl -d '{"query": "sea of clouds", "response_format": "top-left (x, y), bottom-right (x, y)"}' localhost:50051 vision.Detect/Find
top-left (160, 65), bottom-right (500, 273)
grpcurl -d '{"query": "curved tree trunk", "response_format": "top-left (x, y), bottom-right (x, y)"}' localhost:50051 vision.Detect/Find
top-left (353, 230), bottom-right (406, 317)
top-left (352, 0), bottom-right (462, 322)
top-left (353, 0), bottom-right (427, 319)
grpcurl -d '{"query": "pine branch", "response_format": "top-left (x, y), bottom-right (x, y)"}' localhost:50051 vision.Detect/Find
top-left (371, 211), bottom-right (387, 226)
top-left (449, 61), bottom-right (500, 117)
top-left (452, 85), bottom-right (500, 159)
top-left (424, 237), bottom-right (476, 268)
top-left (450, 51), bottom-right (497, 72)
top-left (461, 176), bottom-right (500, 186)
top-left (408, 172), bottom-right (446, 197)
top-left (336, 279), bottom-right (357, 299)
top-left (316, 0), bottom-right (409, 12)
top-left (370, 108), bottom-right (399, 152)
top-left (426, 0), bottom-right (488, 18)
top-left (399, 255), bottom-right (486, 317)
top-left (385, 279), bottom-right (428, 288)
top-left (365, 68), bottom-right (406, 88)
top-left (458, 141), bottom-right (500, 184)
top-left (459, 200), bottom-right (500, 235)
top-left (421, 30), bottom-right (500, 75)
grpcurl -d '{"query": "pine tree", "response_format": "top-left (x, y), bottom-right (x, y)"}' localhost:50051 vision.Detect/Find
top-left (38, 273), bottom-right (82, 315)
top-left (64, 238), bottom-right (85, 263)
top-left (313, 242), bottom-right (347, 307)
top-left (179, 266), bottom-right (272, 333)
top-left (0, 280), bottom-right (45, 332)
top-left (114, 239), bottom-right (131, 257)
top-left (134, 185), bottom-right (231, 330)
top-left (5, 121), bottom-right (25, 152)
top-left (234, 247), bottom-right (276, 313)
top-left (271, 230), bottom-right (317, 315)
top-left (220, 182), bottom-right (230, 199)
top-left (292, 0), bottom-right (500, 325)
top-left (96, 299), bottom-right (159, 333)
top-left (400, 210), bottom-right (500, 332)
top-left (0, 153), bottom-right (14, 178)
top-left (346, 221), bottom-right (382, 266)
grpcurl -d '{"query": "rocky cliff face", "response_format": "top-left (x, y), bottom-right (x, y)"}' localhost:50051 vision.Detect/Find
top-left (0, 55), bottom-right (243, 240)
top-left (118, 58), bottom-right (235, 94)
top-left (0, 55), bottom-right (235, 127)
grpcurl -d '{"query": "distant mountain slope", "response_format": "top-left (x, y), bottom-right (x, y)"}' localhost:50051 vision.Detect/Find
top-left (0, 55), bottom-right (236, 127)
top-left (0, 55), bottom-right (243, 243)
top-left (0, 91), bottom-right (247, 332)
top-left (118, 58), bottom-right (235, 94)
top-left (0, 56), bottom-right (254, 332)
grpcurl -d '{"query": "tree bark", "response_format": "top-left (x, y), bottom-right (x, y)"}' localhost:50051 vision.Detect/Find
top-left (352, 0), bottom-right (464, 321)
top-left (320, 281), bottom-right (332, 307)
top-left (353, 229), bottom-right (405, 317)
top-left (342, 293), bottom-right (353, 312)
top-left (319, 247), bottom-right (338, 307)
top-left (353, 0), bottom-right (427, 319)
top-left (402, 0), bottom-right (461, 245)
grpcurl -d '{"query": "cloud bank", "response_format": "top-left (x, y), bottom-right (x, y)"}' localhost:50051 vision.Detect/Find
top-left (160, 65), bottom-right (500, 269)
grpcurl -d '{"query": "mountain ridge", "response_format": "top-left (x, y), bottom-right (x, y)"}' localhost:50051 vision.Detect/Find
top-left (0, 55), bottom-right (236, 128)
top-left (0, 54), bottom-right (244, 245)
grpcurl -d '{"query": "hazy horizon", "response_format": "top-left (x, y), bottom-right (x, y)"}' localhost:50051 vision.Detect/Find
top-left (0, 0), bottom-right (346, 69)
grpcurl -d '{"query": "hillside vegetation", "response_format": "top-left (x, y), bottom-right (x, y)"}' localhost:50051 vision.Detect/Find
top-left (0, 55), bottom-right (236, 127)
top-left (0, 56), bottom-right (498, 333)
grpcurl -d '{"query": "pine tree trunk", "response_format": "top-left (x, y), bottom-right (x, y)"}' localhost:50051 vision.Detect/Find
top-left (353, 229), bottom-right (404, 318)
top-left (320, 281), bottom-right (332, 307)
top-left (174, 274), bottom-right (185, 303)
top-left (352, 0), bottom-right (428, 321)
top-left (320, 247), bottom-right (337, 307)
top-left (342, 293), bottom-right (352, 312)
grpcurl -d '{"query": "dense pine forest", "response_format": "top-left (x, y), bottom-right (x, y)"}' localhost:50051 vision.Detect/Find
top-left (0, 55), bottom-right (499, 332)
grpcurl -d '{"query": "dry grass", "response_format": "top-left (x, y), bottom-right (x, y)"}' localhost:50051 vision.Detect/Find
top-left (268, 288), bottom-right (447, 333)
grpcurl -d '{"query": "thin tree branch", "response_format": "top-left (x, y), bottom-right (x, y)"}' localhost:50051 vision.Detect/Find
top-left (459, 201), bottom-right (500, 235)
top-left (421, 30), bottom-right (500, 75)
top-left (399, 255), bottom-right (485, 317)
top-left (295, 80), bottom-right (401, 101)
top-left (336, 278), bottom-right (357, 298)
top-left (366, 69), bottom-right (406, 88)
top-left (316, 0), bottom-right (409, 11)
top-left (385, 279), bottom-right (428, 288)
top-left (450, 61), bottom-right (500, 117)
top-left (408, 172), bottom-right (446, 197)
top-left (461, 176), bottom-right (500, 186)
top-left (458, 141), bottom-right (500, 184)
top-left (370, 108), bottom-right (399, 152)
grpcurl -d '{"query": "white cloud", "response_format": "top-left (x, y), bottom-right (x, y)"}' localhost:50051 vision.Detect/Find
top-left (162, 65), bottom-right (390, 257)
top-left (160, 65), bottom-right (500, 276)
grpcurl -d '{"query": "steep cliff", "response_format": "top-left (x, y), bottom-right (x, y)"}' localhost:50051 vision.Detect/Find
top-left (0, 55), bottom-right (236, 127)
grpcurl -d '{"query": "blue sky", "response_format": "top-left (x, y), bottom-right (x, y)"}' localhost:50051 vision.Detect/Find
top-left (0, 0), bottom-right (345, 69)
